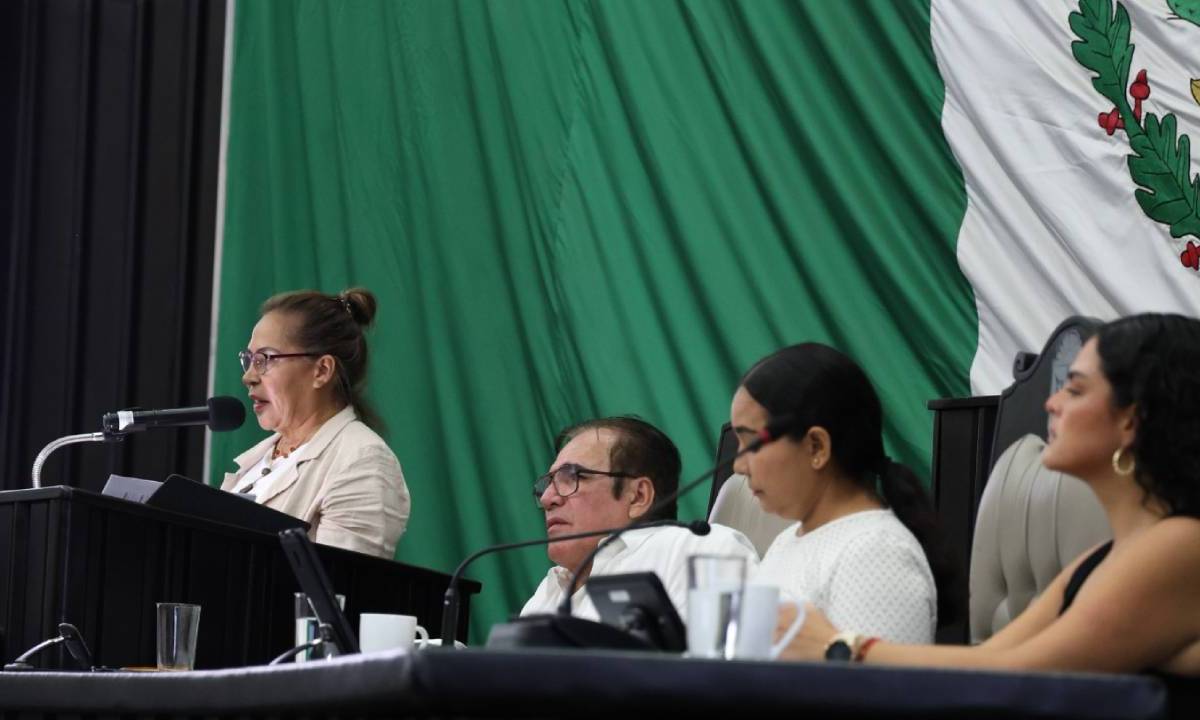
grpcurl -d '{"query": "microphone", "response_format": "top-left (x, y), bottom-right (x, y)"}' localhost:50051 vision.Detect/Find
top-left (439, 413), bottom-right (795, 647)
top-left (30, 397), bottom-right (249, 488)
top-left (101, 396), bottom-right (246, 435)
top-left (556, 520), bottom-right (710, 617)
top-left (438, 518), bottom-right (698, 644)
top-left (4, 623), bottom-right (94, 671)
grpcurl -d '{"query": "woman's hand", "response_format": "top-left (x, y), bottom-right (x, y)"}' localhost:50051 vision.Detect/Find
top-left (774, 602), bottom-right (838, 661)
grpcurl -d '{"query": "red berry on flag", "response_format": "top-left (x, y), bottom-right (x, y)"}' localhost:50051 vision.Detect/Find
top-left (1098, 109), bottom-right (1123, 135)
top-left (1182, 242), bottom-right (1200, 270)
top-left (1130, 71), bottom-right (1150, 100)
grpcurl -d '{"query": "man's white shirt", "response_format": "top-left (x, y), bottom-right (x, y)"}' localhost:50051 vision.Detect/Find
top-left (520, 523), bottom-right (759, 623)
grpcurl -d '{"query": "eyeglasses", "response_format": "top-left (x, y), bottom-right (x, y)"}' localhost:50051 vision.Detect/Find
top-left (533, 463), bottom-right (632, 504)
top-left (238, 349), bottom-right (322, 374)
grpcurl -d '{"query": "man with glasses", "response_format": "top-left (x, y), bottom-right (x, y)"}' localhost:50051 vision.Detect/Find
top-left (521, 416), bottom-right (758, 621)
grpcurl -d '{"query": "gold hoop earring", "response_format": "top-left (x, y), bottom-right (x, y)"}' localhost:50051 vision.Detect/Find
top-left (1112, 447), bottom-right (1135, 476)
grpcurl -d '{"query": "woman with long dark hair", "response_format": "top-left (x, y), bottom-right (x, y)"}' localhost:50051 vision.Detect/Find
top-left (776, 313), bottom-right (1200, 679)
top-left (731, 343), bottom-right (954, 643)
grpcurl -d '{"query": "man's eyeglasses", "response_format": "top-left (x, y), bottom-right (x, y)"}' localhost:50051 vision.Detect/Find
top-left (533, 463), bottom-right (632, 504)
top-left (238, 349), bottom-right (322, 374)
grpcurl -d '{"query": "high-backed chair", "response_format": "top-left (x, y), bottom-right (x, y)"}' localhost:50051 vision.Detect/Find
top-left (968, 316), bottom-right (1112, 642)
top-left (988, 316), bottom-right (1103, 468)
top-left (707, 422), bottom-right (740, 512)
top-left (706, 423), bottom-right (790, 558)
top-left (969, 435), bottom-right (1110, 642)
top-left (708, 473), bottom-right (792, 558)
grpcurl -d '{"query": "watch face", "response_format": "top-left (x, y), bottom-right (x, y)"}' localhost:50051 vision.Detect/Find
top-left (825, 640), bottom-right (853, 662)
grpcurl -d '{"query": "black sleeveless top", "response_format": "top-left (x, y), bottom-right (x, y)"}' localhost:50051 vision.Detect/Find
top-left (1060, 540), bottom-right (1113, 615)
top-left (1059, 540), bottom-right (1200, 717)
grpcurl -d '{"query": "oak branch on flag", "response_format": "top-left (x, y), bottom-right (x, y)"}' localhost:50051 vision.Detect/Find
top-left (1070, 0), bottom-right (1200, 270)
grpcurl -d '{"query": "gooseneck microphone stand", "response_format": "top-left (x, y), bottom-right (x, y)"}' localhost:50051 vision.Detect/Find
top-left (31, 432), bottom-right (124, 488)
top-left (4, 623), bottom-right (97, 671)
top-left (439, 519), bottom-right (687, 645)
top-left (29, 397), bottom-right (246, 488)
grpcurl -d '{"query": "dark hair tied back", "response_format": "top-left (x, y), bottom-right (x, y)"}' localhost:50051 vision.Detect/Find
top-left (740, 343), bottom-right (961, 626)
top-left (338, 288), bottom-right (377, 329)
top-left (260, 286), bottom-right (382, 430)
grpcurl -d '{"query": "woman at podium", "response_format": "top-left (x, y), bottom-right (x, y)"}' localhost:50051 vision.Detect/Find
top-left (220, 287), bottom-right (410, 559)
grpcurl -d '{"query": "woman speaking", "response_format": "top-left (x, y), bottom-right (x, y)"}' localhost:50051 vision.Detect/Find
top-left (221, 288), bottom-right (410, 559)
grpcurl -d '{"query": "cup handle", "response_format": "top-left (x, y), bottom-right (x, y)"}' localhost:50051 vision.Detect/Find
top-left (768, 602), bottom-right (806, 660)
top-left (414, 624), bottom-right (430, 649)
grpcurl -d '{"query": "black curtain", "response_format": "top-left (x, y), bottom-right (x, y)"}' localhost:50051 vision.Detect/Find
top-left (0, 0), bottom-right (226, 492)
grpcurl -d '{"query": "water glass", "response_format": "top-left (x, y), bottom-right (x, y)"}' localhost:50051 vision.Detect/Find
top-left (156, 603), bottom-right (201, 671)
top-left (686, 554), bottom-right (746, 659)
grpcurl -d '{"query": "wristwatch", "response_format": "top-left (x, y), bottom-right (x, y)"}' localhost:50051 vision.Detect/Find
top-left (824, 631), bottom-right (863, 662)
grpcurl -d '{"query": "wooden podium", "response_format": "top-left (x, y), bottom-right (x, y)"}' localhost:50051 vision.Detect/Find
top-left (0, 487), bottom-right (478, 669)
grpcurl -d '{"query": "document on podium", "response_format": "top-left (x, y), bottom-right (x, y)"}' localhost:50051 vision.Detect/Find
top-left (101, 474), bottom-right (161, 502)
top-left (102, 474), bottom-right (308, 534)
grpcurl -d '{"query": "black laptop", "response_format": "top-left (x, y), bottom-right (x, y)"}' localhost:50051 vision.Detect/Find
top-left (278, 527), bottom-right (360, 655)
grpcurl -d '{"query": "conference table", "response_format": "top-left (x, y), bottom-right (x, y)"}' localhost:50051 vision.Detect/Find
top-left (0, 646), bottom-right (1173, 720)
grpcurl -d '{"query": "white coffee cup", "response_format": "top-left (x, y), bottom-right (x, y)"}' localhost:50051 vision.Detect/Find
top-left (358, 613), bottom-right (429, 652)
top-left (733, 584), bottom-right (805, 660)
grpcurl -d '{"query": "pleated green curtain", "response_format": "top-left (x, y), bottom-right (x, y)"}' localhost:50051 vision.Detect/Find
top-left (212, 0), bottom-right (975, 641)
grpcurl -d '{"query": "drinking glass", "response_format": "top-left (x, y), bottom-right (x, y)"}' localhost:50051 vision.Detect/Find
top-left (156, 603), bottom-right (201, 671)
top-left (686, 554), bottom-right (746, 659)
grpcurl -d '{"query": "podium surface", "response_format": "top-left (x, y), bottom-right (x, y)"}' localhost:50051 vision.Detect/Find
top-left (0, 486), bottom-right (477, 669)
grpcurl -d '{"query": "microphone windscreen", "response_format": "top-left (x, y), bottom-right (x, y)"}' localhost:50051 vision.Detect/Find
top-left (207, 396), bottom-right (246, 432)
top-left (687, 520), bottom-right (711, 536)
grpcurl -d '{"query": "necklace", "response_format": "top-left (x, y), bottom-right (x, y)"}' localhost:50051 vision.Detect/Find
top-left (272, 439), bottom-right (300, 460)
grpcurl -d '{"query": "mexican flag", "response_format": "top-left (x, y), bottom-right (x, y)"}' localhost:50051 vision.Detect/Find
top-left (939, 0), bottom-right (1200, 388)
top-left (207, 0), bottom-right (1200, 639)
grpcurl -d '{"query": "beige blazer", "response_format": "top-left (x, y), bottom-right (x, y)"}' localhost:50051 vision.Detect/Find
top-left (221, 406), bottom-right (410, 559)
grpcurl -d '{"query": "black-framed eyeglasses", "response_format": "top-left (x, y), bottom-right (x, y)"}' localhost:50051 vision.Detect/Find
top-left (238, 349), bottom-right (322, 374)
top-left (533, 463), bottom-right (632, 504)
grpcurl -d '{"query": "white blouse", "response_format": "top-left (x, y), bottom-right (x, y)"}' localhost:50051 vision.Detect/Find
top-left (231, 440), bottom-right (310, 502)
top-left (752, 509), bottom-right (936, 643)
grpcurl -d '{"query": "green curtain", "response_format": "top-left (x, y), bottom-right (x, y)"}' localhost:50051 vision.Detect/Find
top-left (212, 0), bottom-right (975, 642)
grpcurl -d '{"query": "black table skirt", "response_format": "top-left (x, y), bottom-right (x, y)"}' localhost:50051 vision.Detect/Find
top-left (0, 648), bottom-right (1174, 720)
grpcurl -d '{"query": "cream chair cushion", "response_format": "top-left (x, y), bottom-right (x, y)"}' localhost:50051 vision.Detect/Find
top-left (708, 473), bottom-right (792, 558)
top-left (969, 434), bottom-right (1111, 642)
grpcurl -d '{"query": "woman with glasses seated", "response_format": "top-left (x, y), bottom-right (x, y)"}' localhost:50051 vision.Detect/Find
top-left (731, 343), bottom-right (955, 644)
top-left (774, 313), bottom-right (1200, 685)
top-left (220, 287), bottom-right (410, 559)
